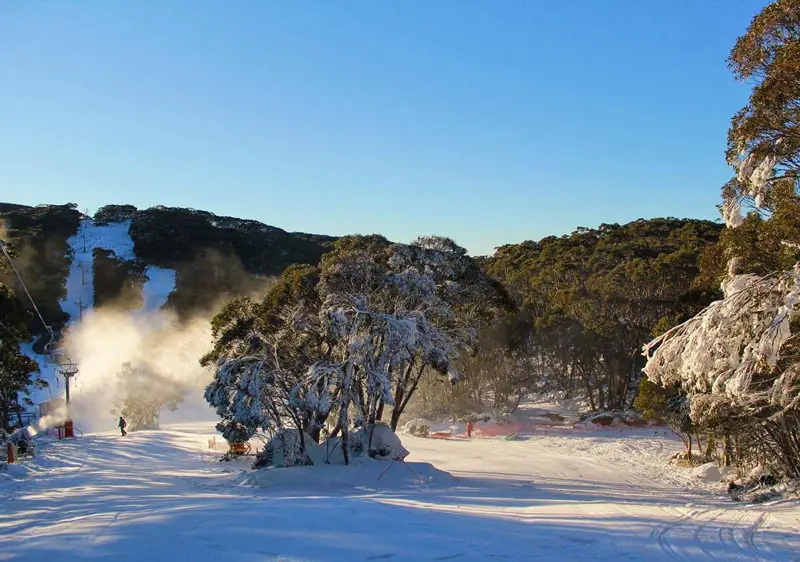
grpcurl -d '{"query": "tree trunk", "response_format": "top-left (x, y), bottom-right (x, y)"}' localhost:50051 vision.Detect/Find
top-left (508, 388), bottom-right (523, 414)
top-left (0, 389), bottom-right (10, 431)
top-left (329, 420), bottom-right (342, 440)
top-left (597, 378), bottom-right (606, 411)
top-left (391, 365), bottom-right (425, 431)
top-left (365, 407), bottom-right (377, 458)
top-left (584, 378), bottom-right (596, 411)
top-left (723, 434), bottom-right (733, 467)
top-left (340, 358), bottom-right (356, 465)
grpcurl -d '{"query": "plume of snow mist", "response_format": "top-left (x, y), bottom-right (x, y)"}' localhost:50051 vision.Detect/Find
top-left (36, 409), bottom-right (68, 432)
top-left (61, 307), bottom-right (217, 432)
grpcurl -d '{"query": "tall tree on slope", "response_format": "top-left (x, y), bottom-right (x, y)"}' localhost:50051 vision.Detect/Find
top-left (644, 0), bottom-right (800, 476)
top-left (0, 282), bottom-right (42, 431)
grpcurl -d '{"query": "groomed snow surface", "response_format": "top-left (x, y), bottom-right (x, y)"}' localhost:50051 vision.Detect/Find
top-left (2, 422), bottom-right (798, 561)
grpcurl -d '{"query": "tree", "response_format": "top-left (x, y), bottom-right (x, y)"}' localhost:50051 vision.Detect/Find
top-left (202, 265), bottom-right (327, 447)
top-left (126, 205), bottom-right (334, 320)
top-left (0, 283), bottom-right (43, 430)
top-left (643, 0), bottom-right (800, 478)
top-left (111, 362), bottom-right (184, 431)
top-left (722, 0), bottom-right (799, 227)
top-left (203, 235), bottom-right (506, 464)
top-left (643, 267), bottom-right (800, 475)
top-left (481, 219), bottom-right (721, 412)
top-left (633, 378), bottom-right (666, 423)
top-left (0, 203), bottom-right (81, 346)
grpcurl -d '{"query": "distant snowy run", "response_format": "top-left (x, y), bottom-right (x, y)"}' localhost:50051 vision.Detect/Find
top-left (60, 219), bottom-right (136, 323)
top-left (138, 266), bottom-right (176, 316)
top-left (22, 218), bottom-right (177, 406)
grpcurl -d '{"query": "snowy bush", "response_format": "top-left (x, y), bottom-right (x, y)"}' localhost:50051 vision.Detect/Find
top-left (363, 423), bottom-right (409, 460)
top-left (692, 462), bottom-right (722, 482)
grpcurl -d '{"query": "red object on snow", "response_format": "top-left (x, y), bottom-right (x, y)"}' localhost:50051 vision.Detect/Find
top-left (429, 431), bottom-right (453, 439)
top-left (228, 441), bottom-right (251, 455)
top-left (64, 420), bottom-right (74, 438)
top-left (466, 422), bottom-right (473, 438)
top-left (6, 442), bottom-right (14, 464)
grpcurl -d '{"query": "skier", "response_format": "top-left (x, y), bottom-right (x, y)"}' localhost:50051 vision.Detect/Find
top-left (118, 416), bottom-right (127, 436)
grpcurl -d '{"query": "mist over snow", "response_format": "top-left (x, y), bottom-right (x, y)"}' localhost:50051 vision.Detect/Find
top-left (22, 218), bottom-right (219, 433)
top-left (63, 307), bottom-right (217, 432)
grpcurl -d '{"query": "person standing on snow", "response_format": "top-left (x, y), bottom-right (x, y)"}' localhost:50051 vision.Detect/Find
top-left (118, 416), bottom-right (127, 436)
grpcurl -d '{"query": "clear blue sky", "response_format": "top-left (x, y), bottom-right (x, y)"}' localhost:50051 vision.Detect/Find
top-left (0, 1), bottom-right (767, 255)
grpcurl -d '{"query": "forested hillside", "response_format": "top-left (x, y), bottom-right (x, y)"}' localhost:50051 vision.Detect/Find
top-left (111, 205), bottom-right (336, 318)
top-left (0, 203), bottom-right (338, 332)
top-left (2, 203), bottom-right (723, 413)
top-left (414, 218), bottom-right (723, 417)
top-left (0, 203), bottom-right (82, 346)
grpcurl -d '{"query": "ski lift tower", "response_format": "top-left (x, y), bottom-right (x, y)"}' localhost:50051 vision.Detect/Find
top-left (58, 361), bottom-right (79, 438)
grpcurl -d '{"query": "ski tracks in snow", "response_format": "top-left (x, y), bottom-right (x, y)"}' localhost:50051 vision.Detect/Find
top-left (4, 425), bottom-right (800, 561)
top-left (647, 503), bottom-right (791, 560)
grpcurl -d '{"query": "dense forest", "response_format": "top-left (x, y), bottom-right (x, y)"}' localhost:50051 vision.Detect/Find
top-left (2, 206), bottom-right (726, 435)
top-left (0, 203), bottom-right (82, 344)
top-left (198, 220), bottom-right (728, 465)
top-left (411, 218), bottom-right (724, 418)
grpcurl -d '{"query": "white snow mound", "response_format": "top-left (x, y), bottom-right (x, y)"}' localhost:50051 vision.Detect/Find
top-left (371, 424), bottom-right (409, 460)
top-left (239, 457), bottom-right (454, 490)
top-left (692, 462), bottom-right (722, 482)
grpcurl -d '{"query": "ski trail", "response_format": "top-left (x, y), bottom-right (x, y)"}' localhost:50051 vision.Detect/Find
top-left (4, 424), bottom-right (800, 560)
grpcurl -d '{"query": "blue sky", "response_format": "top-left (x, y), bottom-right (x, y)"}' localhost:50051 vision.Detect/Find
top-left (0, 1), bottom-right (767, 255)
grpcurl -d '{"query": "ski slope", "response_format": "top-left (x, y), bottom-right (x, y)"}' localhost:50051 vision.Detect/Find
top-left (1, 424), bottom-right (798, 561)
top-left (21, 217), bottom-right (177, 409)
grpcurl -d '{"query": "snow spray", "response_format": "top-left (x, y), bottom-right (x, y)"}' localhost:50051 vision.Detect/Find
top-left (61, 307), bottom-right (217, 432)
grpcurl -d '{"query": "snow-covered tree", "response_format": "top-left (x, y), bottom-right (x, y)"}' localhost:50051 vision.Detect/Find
top-left (203, 235), bottom-right (501, 465)
top-left (643, 0), bottom-right (800, 477)
top-left (643, 265), bottom-right (800, 474)
top-left (722, 0), bottom-right (799, 227)
top-left (311, 258), bottom-right (466, 461)
top-left (204, 302), bottom-right (328, 450)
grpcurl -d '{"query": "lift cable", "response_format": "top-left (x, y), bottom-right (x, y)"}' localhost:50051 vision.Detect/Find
top-left (0, 241), bottom-right (53, 336)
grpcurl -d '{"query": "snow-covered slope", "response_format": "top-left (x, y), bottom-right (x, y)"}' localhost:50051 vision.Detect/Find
top-left (22, 218), bottom-right (178, 408)
top-left (1, 422), bottom-right (798, 561)
top-left (138, 266), bottom-right (176, 315)
top-left (60, 219), bottom-right (136, 323)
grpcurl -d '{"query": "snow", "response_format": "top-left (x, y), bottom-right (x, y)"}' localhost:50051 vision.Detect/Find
top-left (693, 462), bottom-right (723, 483)
top-left (57, 217), bottom-right (176, 332)
top-left (138, 266), bottom-right (176, 316)
top-left (18, 342), bottom-right (59, 404)
top-left (20, 218), bottom-right (179, 412)
top-left (60, 219), bottom-right (136, 323)
top-left (240, 456), bottom-right (452, 490)
top-left (2, 421), bottom-right (798, 561)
